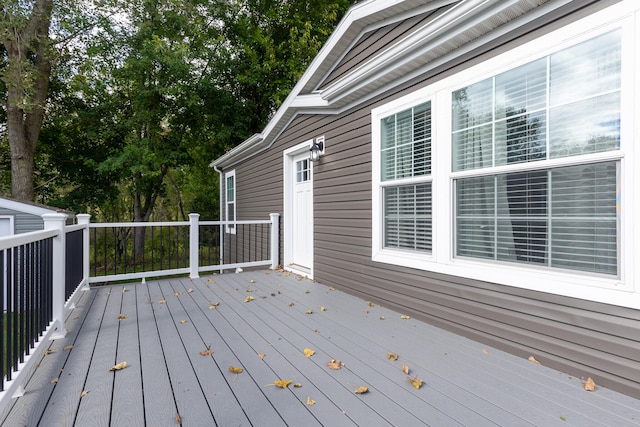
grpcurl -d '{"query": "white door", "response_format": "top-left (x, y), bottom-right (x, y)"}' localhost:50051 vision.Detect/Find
top-left (292, 153), bottom-right (313, 269)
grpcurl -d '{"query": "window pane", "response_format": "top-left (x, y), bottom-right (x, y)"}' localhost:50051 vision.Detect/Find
top-left (381, 102), bottom-right (431, 181)
top-left (384, 183), bottom-right (432, 252)
top-left (456, 176), bottom-right (495, 259)
top-left (495, 58), bottom-right (547, 120)
top-left (495, 110), bottom-right (546, 166)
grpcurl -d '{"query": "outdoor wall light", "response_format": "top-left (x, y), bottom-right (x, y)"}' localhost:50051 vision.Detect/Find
top-left (310, 136), bottom-right (325, 162)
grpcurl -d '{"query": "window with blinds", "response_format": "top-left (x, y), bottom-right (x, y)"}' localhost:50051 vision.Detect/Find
top-left (225, 171), bottom-right (236, 234)
top-left (380, 102), bottom-right (432, 252)
top-left (452, 30), bottom-right (621, 275)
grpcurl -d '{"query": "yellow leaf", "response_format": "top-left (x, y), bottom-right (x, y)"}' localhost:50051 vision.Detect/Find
top-left (109, 361), bottom-right (127, 371)
top-left (44, 349), bottom-right (54, 355)
top-left (274, 379), bottom-right (292, 388)
top-left (63, 345), bottom-right (74, 351)
top-left (207, 278), bottom-right (215, 282)
top-left (117, 314), bottom-right (127, 320)
top-left (402, 365), bottom-right (410, 375)
top-left (228, 366), bottom-right (243, 374)
top-left (327, 359), bottom-right (342, 370)
top-left (80, 390), bottom-right (89, 398)
top-left (208, 301), bottom-right (220, 309)
top-left (303, 348), bottom-right (315, 358)
top-left (174, 291), bottom-right (182, 296)
top-left (367, 301), bottom-right (374, 307)
top-left (328, 287), bottom-right (335, 291)
top-left (400, 315), bottom-right (410, 319)
top-left (293, 383), bottom-right (302, 388)
top-left (320, 306), bottom-right (327, 312)
top-left (249, 279), bottom-right (255, 283)
top-left (408, 376), bottom-right (423, 389)
top-left (306, 396), bottom-right (316, 406)
top-left (180, 320), bottom-right (187, 324)
top-left (158, 299), bottom-right (166, 304)
top-left (306, 309), bottom-right (313, 314)
top-left (528, 356), bottom-right (541, 365)
top-left (244, 296), bottom-right (255, 302)
top-left (583, 377), bottom-right (597, 392)
top-left (387, 352), bottom-right (398, 361)
top-left (354, 386), bottom-right (369, 394)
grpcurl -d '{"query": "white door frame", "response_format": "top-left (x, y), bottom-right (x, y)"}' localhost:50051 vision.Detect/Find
top-left (283, 140), bottom-right (314, 278)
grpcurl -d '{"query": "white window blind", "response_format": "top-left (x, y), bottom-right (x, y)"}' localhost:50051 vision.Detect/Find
top-left (380, 102), bottom-right (432, 252)
top-left (452, 30), bottom-right (621, 276)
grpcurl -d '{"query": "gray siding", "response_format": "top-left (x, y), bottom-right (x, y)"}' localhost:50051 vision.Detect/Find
top-left (225, 0), bottom-right (639, 398)
top-left (0, 208), bottom-right (45, 234)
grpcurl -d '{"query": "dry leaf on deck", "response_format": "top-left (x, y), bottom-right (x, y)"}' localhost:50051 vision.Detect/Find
top-left (244, 296), bottom-right (255, 302)
top-left (180, 320), bottom-right (187, 324)
top-left (583, 377), bottom-right (597, 392)
top-left (176, 412), bottom-right (182, 424)
top-left (320, 306), bottom-right (327, 312)
top-left (402, 365), bottom-right (410, 375)
top-left (482, 349), bottom-right (489, 355)
top-left (122, 287), bottom-right (127, 293)
top-left (367, 301), bottom-right (374, 307)
top-left (274, 379), bottom-right (292, 388)
top-left (408, 375), bottom-right (423, 389)
top-left (109, 361), bottom-right (127, 371)
top-left (354, 386), bottom-right (369, 394)
top-left (379, 316), bottom-right (385, 320)
top-left (207, 278), bottom-right (215, 282)
top-left (258, 353), bottom-right (265, 359)
top-left (187, 288), bottom-right (193, 293)
top-left (228, 366), bottom-right (243, 374)
top-left (329, 287), bottom-right (335, 291)
top-left (400, 315), bottom-right (410, 319)
top-left (528, 356), bottom-right (541, 365)
top-left (117, 314), bottom-right (127, 320)
top-left (305, 309), bottom-right (313, 314)
top-left (158, 299), bottom-right (166, 304)
top-left (293, 383), bottom-right (302, 388)
top-left (387, 352), bottom-right (398, 361)
top-left (199, 347), bottom-right (213, 356)
top-left (303, 348), bottom-right (315, 358)
top-left (327, 359), bottom-right (342, 370)
top-left (288, 302), bottom-right (295, 307)
top-left (45, 349), bottom-right (54, 355)
top-left (174, 291), bottom-right (182, 296)
top-left (249, 279), bottom-right (256, 283)
top-left (304, 290), bottom-right (310, 294)
top-left (80, 390), bottom-right (89, 398)
top-left (306, 396), bottom-right (316, 406)
top-left (51, 377), bottom-right (58, 384)
top-left (64, 345), bottom-right (74, 351)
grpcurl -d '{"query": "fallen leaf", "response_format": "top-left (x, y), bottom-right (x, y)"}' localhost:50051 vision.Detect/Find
top-left (207, 278), bottom-right (215, 282)
top-left (482, 349), bottom-right (489, 355)
top-left (51, 377), bottom-right (58, 384)
top-left (354, 386), bottom-right (369, 394)
top-left (258, 353), bottom-right (265, 359)
top-left (274, 379), bottom-right (292, 388)
top-left (379, 316), bottom-right (385, 320)
top-left (306, 396), bottom-right (316, 406)
top-left (174, 291), bottom-right (182, 296)
top-left (583, 377), bottom-right (597, 392)
top-left (328, 287), bottom-right (335, 291)
top-left (109, 361), bottom-right (127, 371)
top-left (45, 349), bottom-right (54, 355)
top-left (327, 359), bottom-right (342, 370)
top-left (387, 352), bottom-right (398, 361)
top-left (249, 279), bottom-right (255, 283)
top-left (200, 346), bottom-right (213, 356)
top-left (246, 288), bottom-right (257, 292)
top-left (72, 316), bottom-right (79, 320)
top-left (208, 301), bottom-right (220, 309)
top-left (560, 415), bottom-right (567, 421)
top-left (122, 287), bottom-right (127, 293)
top-left (187, 289), bottom-right (194, 293)
top-left (293, 383), bottom-right (302, 388)
top-left (304, 290), bottom-right (310, 294)
top-left (228, 366), bottom-right (243, 374)
top-left (288, 302), bottom-right (295, 307)
top-left (408, 375), bottom-right (423, 389)
top-left (305, 309), bottom-right (313, 314)
top-left (400, 315), bottom-right (410, 319)
top-left (402, 364), bottom-right (410, 375)
top-left (528, 356), bottom-right (541, 365)
top-left (80, 390), bottom-right (89, 398)
top-left (244, 296), bottom-right (255, 302)
top-left (117, 314), bottom-right (127, 320)
top-left (158, 299), bottom-right (166, 304)
top-left (320, 306), bottom-right (327, 312)
top-left (176, 412), bottom-right (182, 424)
top-left (367, 301), bottom-right (374, 307)
top-left (303, 348), bottom-right (315, 358)
top-left (63, 345), bottom-right (74, 351)
top-left (180, 320), bottom-right (187, 324)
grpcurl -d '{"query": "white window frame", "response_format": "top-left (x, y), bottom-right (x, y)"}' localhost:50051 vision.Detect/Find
top-left (225, 170), bottom-right (236, 234)
top-left (372, 1), bottom-right (639, 308)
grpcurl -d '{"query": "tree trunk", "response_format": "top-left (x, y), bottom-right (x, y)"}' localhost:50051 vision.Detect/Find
top-left (1, 0), bottom-right (54, 201)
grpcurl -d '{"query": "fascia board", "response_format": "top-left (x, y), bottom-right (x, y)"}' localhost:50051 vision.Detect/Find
top-left (0, 197), bottom-right (57, 216)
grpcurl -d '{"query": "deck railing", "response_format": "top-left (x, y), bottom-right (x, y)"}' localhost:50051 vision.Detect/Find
top-left (0, 212), bottom-right (279, 412)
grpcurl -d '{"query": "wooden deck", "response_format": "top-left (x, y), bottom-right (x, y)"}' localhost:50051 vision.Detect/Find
top-left (1, 270), bottom-right (639, 426)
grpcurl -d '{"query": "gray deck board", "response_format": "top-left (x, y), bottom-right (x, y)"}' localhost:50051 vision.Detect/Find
top-left (3, 270), bottom-right (640, 426)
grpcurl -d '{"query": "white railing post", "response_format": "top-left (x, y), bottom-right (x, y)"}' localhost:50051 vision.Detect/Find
top-left (270, 213), bottom-right (280, 270)
top-left (77, 214), bottom-right (91, 290)
top-left (43, 213), bottom-right (68, 339)
top-left (189, 213), bottom-right (200, 279)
